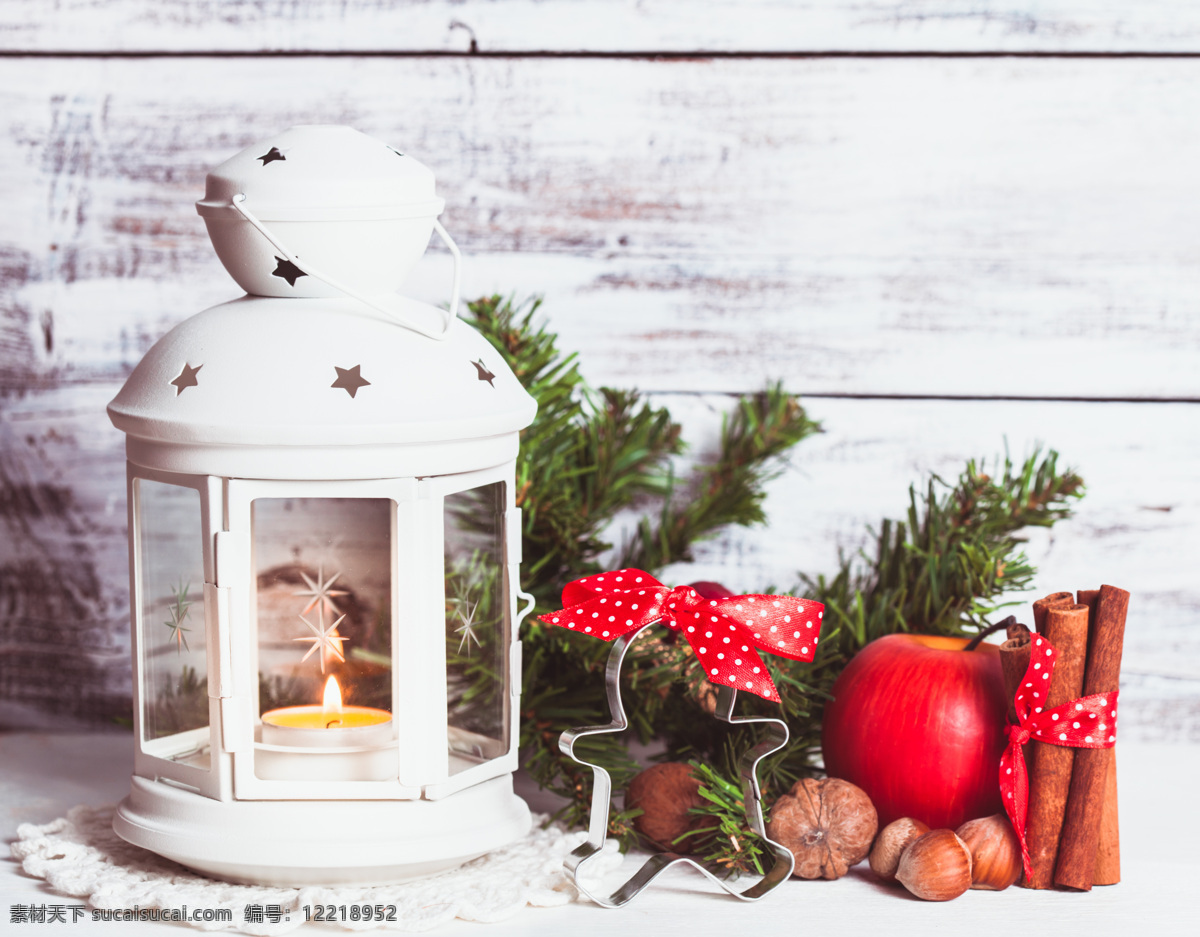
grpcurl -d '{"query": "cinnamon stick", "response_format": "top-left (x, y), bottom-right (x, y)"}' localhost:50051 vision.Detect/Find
top-left (1023, 603), bottom-right (1089, 889)
top-left (1032, 592), bottom-right (1074, 634)
top-left (999, 623), bottom-right (1032, 724)
top-left (1077, 587), bottom-right (1120, 885)
top-left (1076, 589), bottom-right (1100, 618)
top-left (1023, 593), bottom-right (1074, 853)
top-left (1094, 752), bottom-right (1120, 885)
top-left (1055, 585), bottom-right (1129, 890)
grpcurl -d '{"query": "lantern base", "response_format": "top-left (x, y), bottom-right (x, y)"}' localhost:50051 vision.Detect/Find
top-left (113, 774), bottom-right (531, 886)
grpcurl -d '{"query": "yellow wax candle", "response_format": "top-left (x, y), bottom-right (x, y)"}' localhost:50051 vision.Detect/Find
top-left (262, 706), bottom-right (390, 730)
top-left (259, 676), bottom-right (393, 752)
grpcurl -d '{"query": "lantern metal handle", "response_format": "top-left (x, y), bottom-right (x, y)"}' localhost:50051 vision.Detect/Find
top-left (230, 193), bottom-right (461, 341)
top-left (559, 623), bottom-right (795, 907)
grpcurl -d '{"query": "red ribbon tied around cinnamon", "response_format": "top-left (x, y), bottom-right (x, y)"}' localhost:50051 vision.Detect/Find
top-left (538, 568), bottom-right (824, 702)
top-left (1000, 632), bottom-right (1119, 879)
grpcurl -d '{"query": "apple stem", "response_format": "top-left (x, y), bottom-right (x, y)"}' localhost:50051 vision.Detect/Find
top-left (964, 615), bottom-right (1017, 651)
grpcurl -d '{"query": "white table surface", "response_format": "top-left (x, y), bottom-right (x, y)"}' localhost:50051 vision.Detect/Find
top-left (2, 732), bottom-right (1194, 936)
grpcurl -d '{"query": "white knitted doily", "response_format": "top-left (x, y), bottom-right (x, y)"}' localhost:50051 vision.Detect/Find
top-left (12, 806), bottom-right (622, 934)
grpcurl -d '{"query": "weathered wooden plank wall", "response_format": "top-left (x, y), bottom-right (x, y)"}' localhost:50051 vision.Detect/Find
top-left (6, 1), bottom-right (1200, 53)
top-left (1, 1), bottom-right (1196, 736)
top-left (4, 56), bottom-right (1200, 397)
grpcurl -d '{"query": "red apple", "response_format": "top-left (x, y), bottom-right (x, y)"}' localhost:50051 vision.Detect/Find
top-left (821, 634), bottom-right (1007, 831)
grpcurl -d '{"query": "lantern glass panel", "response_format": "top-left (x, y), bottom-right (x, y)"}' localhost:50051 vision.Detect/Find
top-left (444, 481), bottom-right (509, 774)
top-left (136, 478), bottom-right (210, 767)
top-left (252, 498), bottom-right (394, 739)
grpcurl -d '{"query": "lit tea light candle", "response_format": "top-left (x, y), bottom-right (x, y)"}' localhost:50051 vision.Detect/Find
top-left (257, 676), bottom-right (395, 781)
top-left (262, 676), bottom-right (392, 743)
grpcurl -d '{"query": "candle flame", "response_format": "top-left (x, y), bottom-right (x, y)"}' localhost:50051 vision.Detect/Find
top-left (322, 675), bottom-right (343, 714)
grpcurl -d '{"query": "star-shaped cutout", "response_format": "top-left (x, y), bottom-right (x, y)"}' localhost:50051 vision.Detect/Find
top-left (170, 363), bottom-right (202, 395)
top-left (257, 146), bottom-right (286, 165)
top-left (473, 359), bottom-right (496, 387)
top-left (455, 601), bottom-right (483, 656)
top-left (332, 364), bottom-right (370, 398)
top-left (294, 566), bottom-right (348, 618)
top-left (294, 612), bottom-right (348, 673)
top-left (271, 256), bottom-right (307, 286)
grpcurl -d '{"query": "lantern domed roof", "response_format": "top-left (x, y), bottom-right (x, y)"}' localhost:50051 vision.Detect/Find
top-left (194, 126), bottom-right (447, 299)
top-left (108, 296), bottom-right (537, 479)
top-left (196, 125), bottom-right (443, 223)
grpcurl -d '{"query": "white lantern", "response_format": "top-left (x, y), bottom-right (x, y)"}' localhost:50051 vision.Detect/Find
top-left (106, 126), bottom-right (536, 885)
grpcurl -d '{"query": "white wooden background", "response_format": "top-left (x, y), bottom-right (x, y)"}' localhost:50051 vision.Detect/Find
top-left (0, 2), bottom-right (1196, 739)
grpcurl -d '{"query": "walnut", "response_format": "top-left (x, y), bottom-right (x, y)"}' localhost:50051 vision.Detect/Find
top-left (625, 762), bottom-right (708, 851)
top-left (767, 777), bottom-right (879, 879)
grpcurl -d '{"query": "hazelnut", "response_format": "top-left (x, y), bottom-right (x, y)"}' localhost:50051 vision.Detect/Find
top-left (625, 762), bottom-right (707, 851)
top-left (895, 829), bottom-right (973, 901)
top-left (956, 814), bottom-right (1021, 891)
top-left (767, 777), bottom-right (878, 880)
top-left (869, 817), bottom-right (930, 882)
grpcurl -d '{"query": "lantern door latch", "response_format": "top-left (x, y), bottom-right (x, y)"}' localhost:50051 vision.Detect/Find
top-left (213, 529), bottom-right (248, 588)
top-left (505, 507), bottom-right (522, 563)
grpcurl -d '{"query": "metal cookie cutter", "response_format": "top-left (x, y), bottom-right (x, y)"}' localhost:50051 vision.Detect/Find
top-left (558, 622), bottom-right (796, 907)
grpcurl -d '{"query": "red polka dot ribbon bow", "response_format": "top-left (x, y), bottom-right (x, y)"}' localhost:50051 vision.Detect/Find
top-left (538, 568), bottom-right (825, 702)
top-left (1000, 632), bottom-right (1119, 879)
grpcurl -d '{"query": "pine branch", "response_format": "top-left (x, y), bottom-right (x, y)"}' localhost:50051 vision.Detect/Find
top-left (807, 448), bottom-right (1085, 651)
top-left (467, 295), bottom-right (1085, 855)
top-left (680, 760), bottom-right (773, 876)
top-left (468, 296), bottom-right (822, 839)
top-left (621, 386), bottom-right (821, 571)
top-left (468, 295), bottom-right (684, 604)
